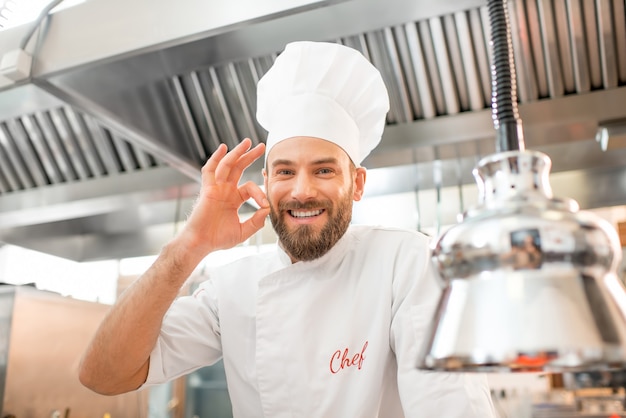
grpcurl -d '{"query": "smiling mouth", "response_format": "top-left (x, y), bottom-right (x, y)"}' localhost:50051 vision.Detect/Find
top-left (289, 209), bottom-right (325, 218)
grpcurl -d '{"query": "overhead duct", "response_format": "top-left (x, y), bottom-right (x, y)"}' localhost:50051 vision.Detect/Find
top-left (0, 0), bottom-right (624, 261)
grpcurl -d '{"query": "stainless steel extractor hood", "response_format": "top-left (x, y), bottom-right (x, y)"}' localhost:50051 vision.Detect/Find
top-left (0, 0), bottom-right (624, 261)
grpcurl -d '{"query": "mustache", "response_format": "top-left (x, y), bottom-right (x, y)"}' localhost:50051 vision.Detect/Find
top-left (277, 200), bottom-right (332, 211)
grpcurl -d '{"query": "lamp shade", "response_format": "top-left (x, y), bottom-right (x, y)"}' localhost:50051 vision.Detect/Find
top-left (419, 150), bottom-right (626, 372)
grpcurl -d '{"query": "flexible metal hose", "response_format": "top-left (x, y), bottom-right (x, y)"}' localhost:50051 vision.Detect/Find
top-left (488, 0), bottom-right (525, 152)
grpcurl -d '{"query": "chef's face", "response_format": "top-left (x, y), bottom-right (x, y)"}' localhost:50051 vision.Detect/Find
top-left (263, 136), bottom-right (366, 262)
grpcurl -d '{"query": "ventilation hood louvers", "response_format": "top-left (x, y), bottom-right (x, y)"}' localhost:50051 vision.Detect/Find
top-left (0, 0), bottom-right (624, 261)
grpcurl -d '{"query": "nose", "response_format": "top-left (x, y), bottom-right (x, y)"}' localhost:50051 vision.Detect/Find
top-left (291, 172), bottom-right (317, 201)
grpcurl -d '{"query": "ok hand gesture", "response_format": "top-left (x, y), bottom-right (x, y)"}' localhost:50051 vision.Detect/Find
top-left (179, 138), bottom-right (270, 260)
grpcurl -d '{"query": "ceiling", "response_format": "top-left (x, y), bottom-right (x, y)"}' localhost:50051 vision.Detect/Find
top-left (0, 0), bottom-right (624, 261)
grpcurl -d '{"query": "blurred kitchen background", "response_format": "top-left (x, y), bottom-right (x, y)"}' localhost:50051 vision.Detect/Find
top-left (0, 0), bottom-right (625, 416)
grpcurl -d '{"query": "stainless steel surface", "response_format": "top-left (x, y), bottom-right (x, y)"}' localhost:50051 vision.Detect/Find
top-left (420, 150), bottom-right (626, 371)
top-left (420, 0), bottom-right (626, 373)
top-left (0, 0), bottom-right (624, 260)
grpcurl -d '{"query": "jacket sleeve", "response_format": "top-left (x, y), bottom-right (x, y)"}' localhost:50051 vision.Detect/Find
top-left (390, 233), bottom-right (498, 417)
top-left (143, 278), bottom-right (223, 386)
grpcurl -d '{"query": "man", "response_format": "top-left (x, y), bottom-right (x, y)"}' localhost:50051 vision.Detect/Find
top-left (79, 41), bottom-right (496, 417)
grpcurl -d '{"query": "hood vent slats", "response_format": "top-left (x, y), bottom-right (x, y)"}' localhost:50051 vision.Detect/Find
top-left (0, 107), bottom-right (162, 195)
top-left (0, 0), bottom-right (624, 201)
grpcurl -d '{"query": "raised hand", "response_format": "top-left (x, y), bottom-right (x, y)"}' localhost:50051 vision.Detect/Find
top-left (179, 138), bottom-right (270, 259)
top-left (78, 138), bottom-right (270, 396)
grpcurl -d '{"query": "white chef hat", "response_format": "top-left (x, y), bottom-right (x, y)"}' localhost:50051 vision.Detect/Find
top-left (256, 41), bottom-right (390, 166)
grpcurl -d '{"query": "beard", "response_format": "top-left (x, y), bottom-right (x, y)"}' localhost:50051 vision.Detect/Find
top-left (269, 192), bottom-right (353, 262)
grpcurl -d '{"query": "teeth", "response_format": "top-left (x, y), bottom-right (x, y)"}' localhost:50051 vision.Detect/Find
top-left (290, 209), bottom-right (323, 218)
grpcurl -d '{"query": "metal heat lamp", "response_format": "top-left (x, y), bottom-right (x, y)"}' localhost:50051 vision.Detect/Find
top-left (418, 0), bottom-right (626, 372)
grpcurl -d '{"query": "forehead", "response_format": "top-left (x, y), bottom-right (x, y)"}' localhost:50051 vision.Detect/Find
top-left (266, 136), bottom-right (351, 166)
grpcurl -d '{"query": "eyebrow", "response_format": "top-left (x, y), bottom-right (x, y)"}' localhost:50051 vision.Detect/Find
top-left (271, 157), bottom-right (340, 168)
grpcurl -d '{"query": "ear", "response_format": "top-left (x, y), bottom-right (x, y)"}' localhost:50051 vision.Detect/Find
top-left (262, 168), bottom-right (268, 191)
top-left (353, 167), bottom-right (367, 201)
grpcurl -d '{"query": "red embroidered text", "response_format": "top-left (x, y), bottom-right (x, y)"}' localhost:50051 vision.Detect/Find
top-left (329, 341), bottom-right (368, 374)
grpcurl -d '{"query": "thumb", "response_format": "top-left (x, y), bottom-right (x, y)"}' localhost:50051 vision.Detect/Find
top-left (240, 207), bottom-right (271, 241)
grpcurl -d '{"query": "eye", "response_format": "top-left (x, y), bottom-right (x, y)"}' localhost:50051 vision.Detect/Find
top-left (316, 168), bottom-right (335, 175)
top-left (275, 168), bottom-right (294, 176)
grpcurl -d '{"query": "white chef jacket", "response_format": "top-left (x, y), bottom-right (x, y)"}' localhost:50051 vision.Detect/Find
top-left (144, 225), bottom-right (496, 417)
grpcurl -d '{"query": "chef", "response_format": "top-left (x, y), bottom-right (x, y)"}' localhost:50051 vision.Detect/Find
top-left (79, 41), bottom-right (497, 417)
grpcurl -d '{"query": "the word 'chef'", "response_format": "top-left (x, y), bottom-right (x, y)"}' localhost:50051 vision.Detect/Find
top-left (329, 341), bottom-right (368, 374)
